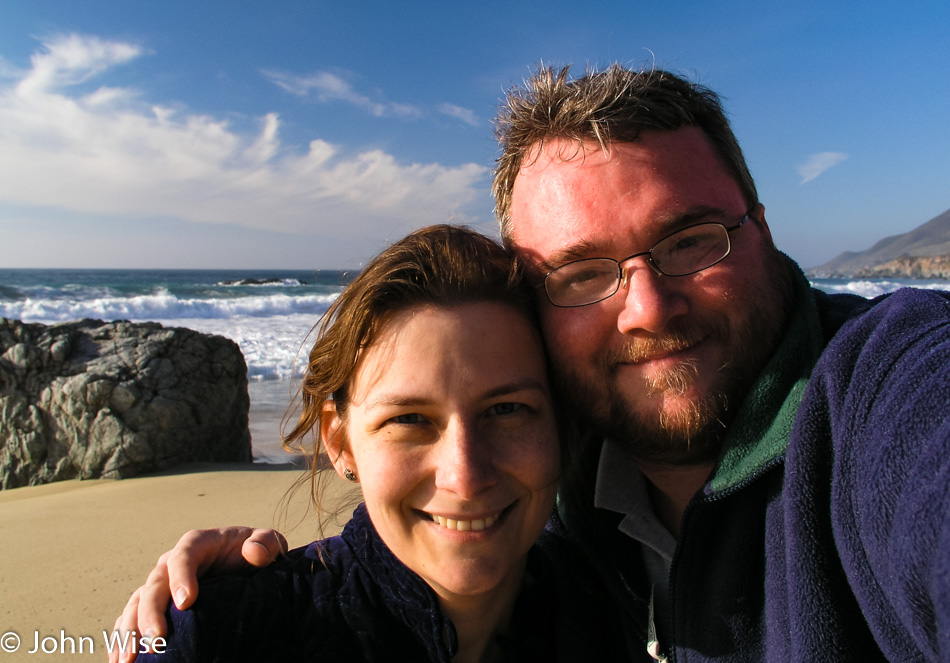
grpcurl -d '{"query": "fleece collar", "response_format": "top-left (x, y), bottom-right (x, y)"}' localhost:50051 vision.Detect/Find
top-left (706, 260), bottom-right (825, 494)
top-left (338, 504), bottom-right (459, 659)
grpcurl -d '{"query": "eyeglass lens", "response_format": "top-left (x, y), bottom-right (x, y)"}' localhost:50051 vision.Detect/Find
top-left (545, 223), bottom-right (731, 307)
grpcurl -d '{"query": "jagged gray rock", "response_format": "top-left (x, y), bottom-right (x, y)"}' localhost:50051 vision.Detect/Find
top-left (0, 318), bottom-right (251, 489)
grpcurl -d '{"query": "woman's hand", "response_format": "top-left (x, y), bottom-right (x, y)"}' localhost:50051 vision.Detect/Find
top-left (108, 527), bottom-right (287, 663)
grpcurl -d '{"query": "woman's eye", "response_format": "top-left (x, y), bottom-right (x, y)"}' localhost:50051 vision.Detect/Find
top-left (489, 402), bottom-right (522, 416)
top-left (389, 413), bottom-right (423, 425)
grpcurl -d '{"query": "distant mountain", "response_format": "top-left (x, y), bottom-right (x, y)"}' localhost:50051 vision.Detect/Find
top-left (807, 208), bottom-right (950, 278)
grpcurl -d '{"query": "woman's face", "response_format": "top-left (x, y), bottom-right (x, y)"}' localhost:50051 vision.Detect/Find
top-left (326, 301), bottom-right (560, 604)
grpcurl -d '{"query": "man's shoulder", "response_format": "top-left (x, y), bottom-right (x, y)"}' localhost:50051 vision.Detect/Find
top-left (813, 286), bottom-right (950, 344)
top-left (827, 286), bottom-right (950, 340)
top-left (808, 286), bottom-right (950, 406)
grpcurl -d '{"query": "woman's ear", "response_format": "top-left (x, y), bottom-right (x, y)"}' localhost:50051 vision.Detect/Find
top-left (320, 400), bottom-right (357, 481)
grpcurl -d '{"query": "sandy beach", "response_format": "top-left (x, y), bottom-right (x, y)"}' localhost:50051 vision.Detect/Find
top-left (0, 436), bottom-right (361, 661)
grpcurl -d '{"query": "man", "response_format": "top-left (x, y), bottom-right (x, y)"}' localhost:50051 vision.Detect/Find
top-left (116, 65), bottom-right (950, 661)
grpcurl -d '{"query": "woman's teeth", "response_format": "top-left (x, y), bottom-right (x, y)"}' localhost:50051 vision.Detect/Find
top-left (430, 513), bottom-right (499, 531)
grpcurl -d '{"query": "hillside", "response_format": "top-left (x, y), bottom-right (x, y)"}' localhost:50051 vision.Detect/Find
top-left (807, 208), bottom-right (950, 278)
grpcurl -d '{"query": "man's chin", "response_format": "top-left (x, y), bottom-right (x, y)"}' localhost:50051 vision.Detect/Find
top-left (602, 388), bottom-right (729, 466)
top-left (555, 364), bottom-right (732, 466)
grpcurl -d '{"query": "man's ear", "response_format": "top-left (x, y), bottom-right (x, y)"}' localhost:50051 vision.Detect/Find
top-left (752, 203), bottom-right (775, 246)
top-left (320, 400), bottom-right (356, 480)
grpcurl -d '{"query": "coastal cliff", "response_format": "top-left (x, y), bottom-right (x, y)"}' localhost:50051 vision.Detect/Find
top-left (808, 208), bottom-right (950, 278)
top-left (853, 254), bottom-right (950, 279)
top-left (0, 318), bottom-right (251, 489)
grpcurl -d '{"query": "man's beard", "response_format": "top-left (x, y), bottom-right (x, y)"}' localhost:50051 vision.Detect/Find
top-left (558, 324), bottom-right (741, 467)
top-left (555, 255), bottom-right (793, 467)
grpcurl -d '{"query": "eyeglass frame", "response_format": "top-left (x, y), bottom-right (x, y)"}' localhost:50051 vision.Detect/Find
top-left (539, 211), bottom-right (757, 308)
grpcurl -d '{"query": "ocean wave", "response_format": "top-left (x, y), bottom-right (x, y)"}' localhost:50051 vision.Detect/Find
top-left (0, 284), bottom-right (24, 301)
top-left (156, 313), bottom-right (319, 381)
top-left (810, 278), bottom-right (950, 298)
top-left (216, 278), bottom-right (307, 287)
top-left (0, 292), bottom-right (338, 323)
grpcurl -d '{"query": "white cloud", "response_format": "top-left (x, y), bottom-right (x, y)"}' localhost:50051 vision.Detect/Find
top-left (261, 69), bottom-right (422, 118)
top-left (0, 35), bottom-right (487, 241)
top-left (263, 69), bottom-right (478, 126)
top-left (438, 103), bottom-right (480, 127)
top-left (797, 151), bottom-right (848, 184)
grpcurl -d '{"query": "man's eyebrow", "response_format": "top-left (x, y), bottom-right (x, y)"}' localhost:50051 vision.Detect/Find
top-left (538, 240), bottom-right (601, 272)
top-left (657, 205), bottom-right (731, 230)
top-left (539, 205), bottom-right (732, 270)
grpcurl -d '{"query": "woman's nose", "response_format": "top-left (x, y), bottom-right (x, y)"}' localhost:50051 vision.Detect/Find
top-left (434, 420), bottom-right (497, 499)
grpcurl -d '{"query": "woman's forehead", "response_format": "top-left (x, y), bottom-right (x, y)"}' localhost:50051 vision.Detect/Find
top-left (349, 302), bottom-right (548, 405)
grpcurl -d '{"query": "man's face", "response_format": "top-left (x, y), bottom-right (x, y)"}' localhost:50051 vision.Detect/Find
top-left (509, 127), bottom-right (790, 465)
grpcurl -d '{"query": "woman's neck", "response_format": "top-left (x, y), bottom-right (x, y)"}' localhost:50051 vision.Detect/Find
top-left (436, 559), bottom-right (525, 663)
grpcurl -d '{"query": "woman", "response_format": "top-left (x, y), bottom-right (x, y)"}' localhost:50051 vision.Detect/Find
top-left (132, 225), bottom-right (624, 662)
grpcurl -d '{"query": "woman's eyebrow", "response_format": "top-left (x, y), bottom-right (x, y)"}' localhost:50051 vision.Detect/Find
top-left (480, 378), bottom-right (549, 400)
top-left (363, 395), bottom-right (432, 410)
top-left (363, 378), bottom-right (548, 410)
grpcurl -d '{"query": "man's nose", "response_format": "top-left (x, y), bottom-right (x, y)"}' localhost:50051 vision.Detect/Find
top-left (434, 420), bottom-right (497, 499)
top-left (615, 259), bottom-right (688, 335)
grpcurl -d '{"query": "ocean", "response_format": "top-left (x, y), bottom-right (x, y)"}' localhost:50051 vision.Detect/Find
top-left (0, 268), bottom-right (353, 464)
top-left (2, 269), bottom-right (948, 463)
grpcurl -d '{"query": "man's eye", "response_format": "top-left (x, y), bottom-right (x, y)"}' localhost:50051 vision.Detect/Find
top-left (670, 236), bottom-right (701, 252)
top-left (570, 269), bottom-right (604, 285)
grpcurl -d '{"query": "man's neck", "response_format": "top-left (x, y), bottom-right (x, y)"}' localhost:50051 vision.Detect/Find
top-left (637, 461), bottom-right (715, 537)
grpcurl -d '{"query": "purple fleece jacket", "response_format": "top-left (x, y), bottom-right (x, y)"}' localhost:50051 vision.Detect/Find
top-left (783, 286), bottom-right (950, 661)
top-left (556, 275), bottom-right (950, 662)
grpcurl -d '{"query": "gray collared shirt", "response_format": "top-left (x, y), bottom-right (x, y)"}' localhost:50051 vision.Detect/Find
top-left (594, 438), bottom-right (676, 654)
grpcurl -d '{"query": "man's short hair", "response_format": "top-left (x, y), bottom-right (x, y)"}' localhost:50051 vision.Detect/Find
top-left (492, 64), bottom-right (759, 242)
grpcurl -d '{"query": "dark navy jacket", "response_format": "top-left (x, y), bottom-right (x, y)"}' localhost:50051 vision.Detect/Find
top-left (140, 504), bottom-right (630, 662)
top-left (559, 275), bottom-right (950, 661)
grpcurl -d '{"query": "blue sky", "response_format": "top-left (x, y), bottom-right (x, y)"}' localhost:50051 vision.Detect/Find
top-left (1, 0), bottom-right (947, 270)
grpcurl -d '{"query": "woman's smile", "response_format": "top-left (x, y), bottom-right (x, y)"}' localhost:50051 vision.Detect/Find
top-left (326, 301), bottom-right (560, 604)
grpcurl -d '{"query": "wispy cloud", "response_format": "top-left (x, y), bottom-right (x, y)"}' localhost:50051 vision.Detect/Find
top-left (797, 151), bottom-right (848, 184)
top-left (0, 35), bottom-right (487, 241)
top-left (264, 68), bottom-right (479, 126)
top-left (261, 69), bottom-right (422, 118)
top-left (438, 103), bottom-right (479, 127)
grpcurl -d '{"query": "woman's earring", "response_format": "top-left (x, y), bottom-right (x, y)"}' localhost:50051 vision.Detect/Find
top-left (343, 468), bottom-right (358, 483)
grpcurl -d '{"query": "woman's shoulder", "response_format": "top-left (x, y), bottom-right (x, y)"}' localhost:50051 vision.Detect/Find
top-left (138, 537), bottom-right (357, 662)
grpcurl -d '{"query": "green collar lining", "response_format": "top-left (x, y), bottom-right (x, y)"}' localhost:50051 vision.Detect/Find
top-left (708, 262), bottom-right (825, 494)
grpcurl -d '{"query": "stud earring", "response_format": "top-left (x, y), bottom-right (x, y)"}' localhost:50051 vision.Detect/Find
top-left (343, 468), bottom-right (358, 482)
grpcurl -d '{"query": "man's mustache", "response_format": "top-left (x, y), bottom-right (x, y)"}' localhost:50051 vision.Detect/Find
top-left (603, 321), bottom-right (723, 366)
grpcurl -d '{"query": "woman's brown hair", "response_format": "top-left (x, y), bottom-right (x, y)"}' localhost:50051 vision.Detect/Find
top-left (281, 224), bottom-right (538, 534)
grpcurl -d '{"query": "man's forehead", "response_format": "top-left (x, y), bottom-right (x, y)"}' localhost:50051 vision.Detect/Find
top-left (508, 128), bottom-right (744, 264)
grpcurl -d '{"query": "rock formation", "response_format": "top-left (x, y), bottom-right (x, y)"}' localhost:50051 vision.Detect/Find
top-left (853, 255), bottom-right (950, 279)
top-left (0, 318), bottom-right (251, 489)
top-left (808, 208), bottom-right (950, 278)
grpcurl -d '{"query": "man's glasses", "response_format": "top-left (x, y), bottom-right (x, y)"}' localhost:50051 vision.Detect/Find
top-left (541, 214), bottom-right (752, 308)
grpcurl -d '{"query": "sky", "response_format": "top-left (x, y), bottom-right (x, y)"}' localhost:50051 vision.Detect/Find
top-left (1, 0), bottom-right (948, 270)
